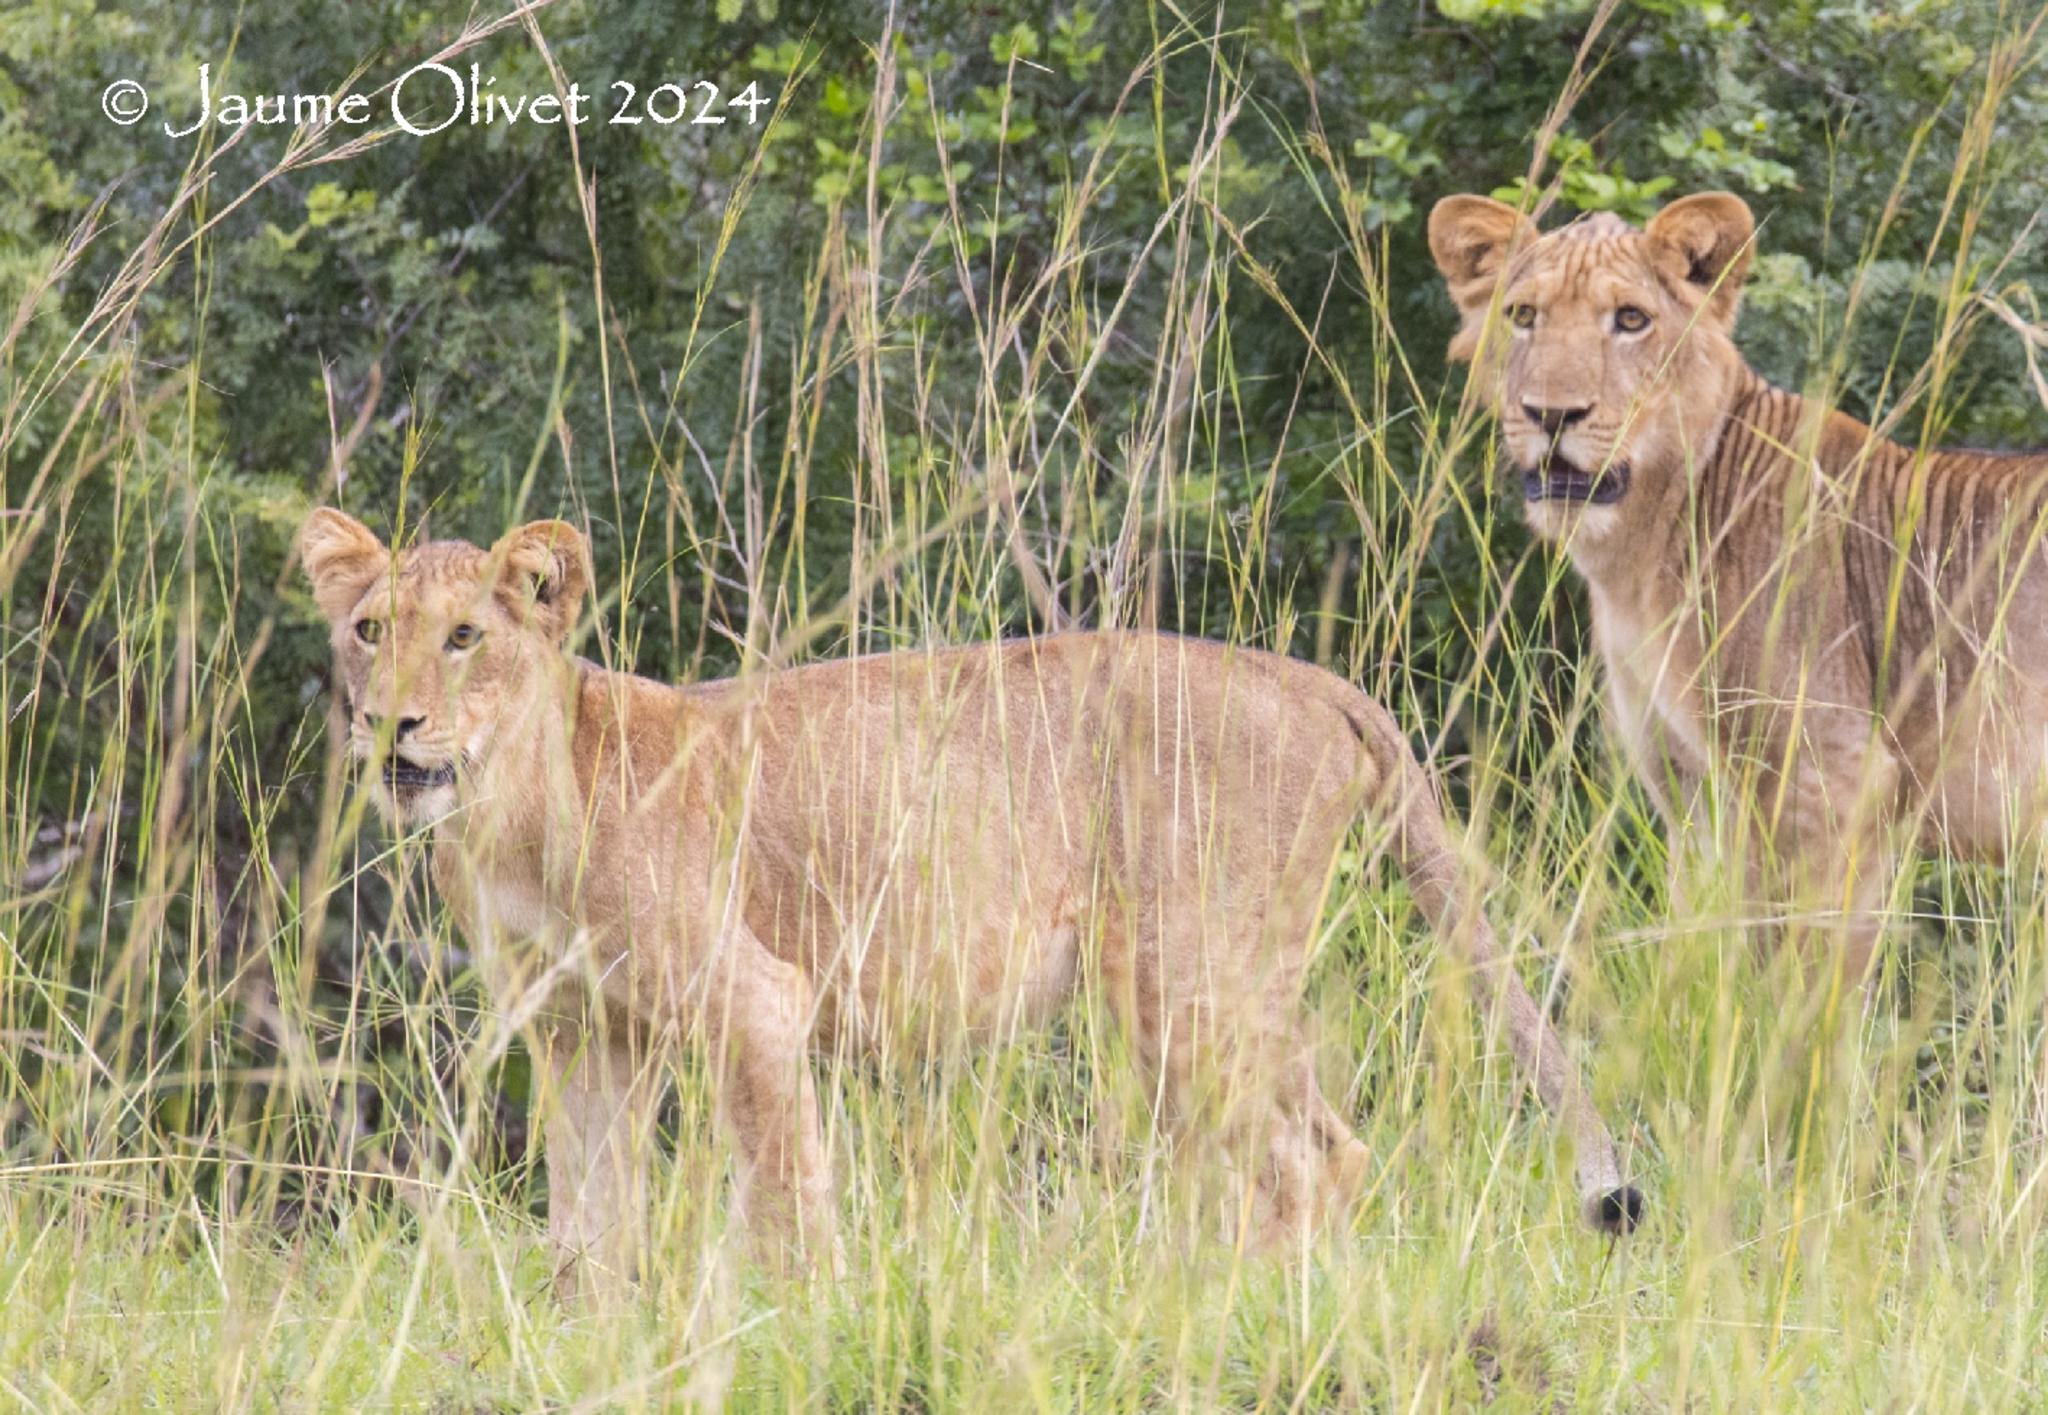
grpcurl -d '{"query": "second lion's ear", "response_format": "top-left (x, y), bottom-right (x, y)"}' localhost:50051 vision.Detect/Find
top-left (1428, 195), bottom-right (1537, 360)
top-left (1644, 192), bottom-right (1754, 326)
top-left (490, 519), bottom-right (589, 643)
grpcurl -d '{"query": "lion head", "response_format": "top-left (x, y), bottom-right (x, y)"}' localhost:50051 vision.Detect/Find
top-left (1428, 191), bottom-right (1756, 550)
top-left (298, 509), bottom-right (588, 825)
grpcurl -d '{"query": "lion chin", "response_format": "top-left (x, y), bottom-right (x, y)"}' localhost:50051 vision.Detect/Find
top-left (376, 755), bottom-right (459, 823)
top-left (1515, 453), bottom-right (1632, 548)
top-left (1519, 453), bottom-right (1630, 506)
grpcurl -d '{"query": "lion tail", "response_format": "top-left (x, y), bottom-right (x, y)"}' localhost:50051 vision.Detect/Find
top-left (1361, 705), bottom-right (1641, 1235)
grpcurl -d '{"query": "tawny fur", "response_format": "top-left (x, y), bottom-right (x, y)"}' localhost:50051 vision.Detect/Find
top-left (300, 509), bottom-right (1636, 1293)
top-left (1431, 190), bottom-right (2048, 985)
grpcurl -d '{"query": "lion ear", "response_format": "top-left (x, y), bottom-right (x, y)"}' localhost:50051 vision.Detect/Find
top-left (490, 519), bottom-right (589, 643)
top-left (299, 508), bottom-right (388, 622)
top-left (1645, 192), bottom-right (1754, 326)
top-left (1428, 195), bottom-right (1537, 360)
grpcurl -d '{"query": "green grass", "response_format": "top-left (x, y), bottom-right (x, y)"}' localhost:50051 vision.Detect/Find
top-left (7, 4), bottom-right (2048, 1409)
top-left (9, 921), bottom-right (2048, 1410)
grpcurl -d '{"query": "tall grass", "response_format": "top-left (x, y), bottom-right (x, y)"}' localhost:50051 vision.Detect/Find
top-left (5, 4), bottom-right (2048, 1409)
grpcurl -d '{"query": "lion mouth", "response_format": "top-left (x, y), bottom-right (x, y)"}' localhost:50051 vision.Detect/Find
top-left (1522, 453), bottom-right (1630, 506)
top-left (383, 756), bottom-right (457, 791)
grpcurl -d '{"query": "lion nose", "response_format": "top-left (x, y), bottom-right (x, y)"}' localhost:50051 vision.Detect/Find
top-left (1522, 400), bottom-right (1591, 435)
top-left (366, 714), bottom-right (424, 744)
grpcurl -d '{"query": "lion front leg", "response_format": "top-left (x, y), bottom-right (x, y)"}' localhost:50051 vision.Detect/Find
top-left (697, 930), bottom-right (838, 1276)
top-left (1735, 744), bottom-right (1898, 1122)
top-left (1766, 828), bottom-right (1891, 1000)
top-left (1762, 741), bottom-right (1899, 998)
top-left (535, 1020), bottom-right (659, 1303)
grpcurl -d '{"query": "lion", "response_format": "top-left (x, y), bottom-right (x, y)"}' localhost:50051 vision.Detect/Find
top-left (298, 508), bottom-right (1639, 1292)
top-left (1429, 189), bottom-right (2048, 985)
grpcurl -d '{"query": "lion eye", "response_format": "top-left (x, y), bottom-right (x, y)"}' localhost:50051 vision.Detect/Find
top-left (1507, 303), bottom-right (1537, 330)
top-left (1615, 305), bottom-right (1651, 333)
top-left (354, 618), bottom-right (383, 645)
top-left (446, 623), bottom-right (483, 652)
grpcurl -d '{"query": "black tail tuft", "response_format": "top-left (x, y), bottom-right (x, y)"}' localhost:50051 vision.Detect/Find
top-left (1592, 1185), bottom-right (1645, 1235)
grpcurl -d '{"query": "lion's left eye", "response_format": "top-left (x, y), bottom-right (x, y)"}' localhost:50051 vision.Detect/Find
top-left (446, 623), bottom-right (482, 652)
top-left (1614, 305), bottom-right (1651, 333)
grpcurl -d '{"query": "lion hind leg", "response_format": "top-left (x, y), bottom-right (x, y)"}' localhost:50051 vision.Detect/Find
top-left (1113, 896), bottom-right (1369, 1251)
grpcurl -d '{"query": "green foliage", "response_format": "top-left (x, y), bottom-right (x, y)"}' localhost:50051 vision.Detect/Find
top-left (1490, 134), bottom-right (1677, 219)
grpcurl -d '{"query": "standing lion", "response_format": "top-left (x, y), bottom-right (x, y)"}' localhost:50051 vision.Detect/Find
top-left (1429, 189), bottom-right (2048, 984)
top-left (299, 509), bottom-right (1637, 1294)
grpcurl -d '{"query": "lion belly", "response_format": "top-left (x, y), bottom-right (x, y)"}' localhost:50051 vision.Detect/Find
top-left (723, 632), bottom-right (1368, 1059)
top-left (1907, 660), bottom-right (2048, 863)
top-left (1867, 527), bottom-right (2048, 863)
top-left (744, 826), bottom-right (1093, 1058)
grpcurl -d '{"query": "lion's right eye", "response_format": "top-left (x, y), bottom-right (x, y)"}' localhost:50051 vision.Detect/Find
top-left (355, 618), bottom-right (383, 645)
top-left (1507, 303), bottom-right (1537, 330)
